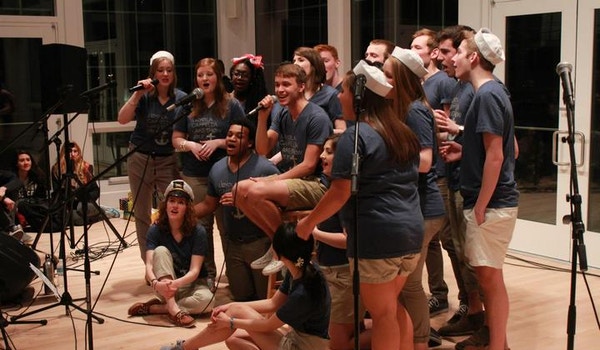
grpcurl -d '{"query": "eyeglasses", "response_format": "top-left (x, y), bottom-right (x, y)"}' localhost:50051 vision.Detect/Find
top-left (232, 70), bottom-right (250, 79)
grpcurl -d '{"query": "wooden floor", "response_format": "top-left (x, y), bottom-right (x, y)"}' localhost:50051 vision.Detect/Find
top-left (1, 218), bottom-right (599, 350)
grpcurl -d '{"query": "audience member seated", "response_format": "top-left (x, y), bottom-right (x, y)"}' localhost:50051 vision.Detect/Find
top-left (128, 180), bottom-right (214, 327)
top-left (51, 141), bottom-right (100, 226)
top-left (10, 150), bottom-right (60, 235)
top-left (0, 169), bottom-right (24, 240)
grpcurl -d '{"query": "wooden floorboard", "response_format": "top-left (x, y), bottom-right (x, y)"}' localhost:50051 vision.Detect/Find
top-left (1, 218), bottom-right (599, 349)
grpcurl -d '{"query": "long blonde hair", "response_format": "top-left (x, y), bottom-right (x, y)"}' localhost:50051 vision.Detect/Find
top-left (52, 142), bottom-right (93, 186)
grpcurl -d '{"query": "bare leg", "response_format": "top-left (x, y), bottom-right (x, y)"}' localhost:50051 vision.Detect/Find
top-left (360, 275), bottom-right (409, 350)
top-left (181, 303), bottom-right (282, 350)
top-left (233, 179), bottom-right (287, 238)
top-left (475, 266), bottom-right (508, 350)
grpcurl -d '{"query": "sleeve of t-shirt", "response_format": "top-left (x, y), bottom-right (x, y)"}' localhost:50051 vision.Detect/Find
top-left (406, 106), bottom-right (434, 149)
top-left (306, 105), bottom-right (333, 145)
top-left (327, 93), bottom-right (343, 122)
top-left (331, 129), bottom-right (354, 180)
top-left (475, 90), bottom-right (506, 136)
top-left (191, 225), bottom-right (208, 256)
top-left (146, 225), bottom-right (161, 250)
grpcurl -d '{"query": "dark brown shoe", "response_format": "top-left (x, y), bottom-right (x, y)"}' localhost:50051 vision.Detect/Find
top-left (168, 310), bottom-right (195, 328)
top-left (127, 298), bottom-right (162, 316)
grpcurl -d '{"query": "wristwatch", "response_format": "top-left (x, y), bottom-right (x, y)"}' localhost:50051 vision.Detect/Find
top-left (447, 125), bottom-right (464, 141)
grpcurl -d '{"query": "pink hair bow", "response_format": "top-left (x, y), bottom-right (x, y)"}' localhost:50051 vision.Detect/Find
top-left (232, 54), bottom-right (264, 69)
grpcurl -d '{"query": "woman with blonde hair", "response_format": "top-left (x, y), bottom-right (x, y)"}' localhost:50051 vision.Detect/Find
top-left (118, 50), bottom-right (185, 265)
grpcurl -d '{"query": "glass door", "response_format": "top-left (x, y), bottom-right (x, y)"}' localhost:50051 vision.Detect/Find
top-left (491, 0), bottom-right (600, 267)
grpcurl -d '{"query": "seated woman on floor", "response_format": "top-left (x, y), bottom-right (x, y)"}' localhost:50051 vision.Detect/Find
top-left (128, 179), bottom-right (214, 327)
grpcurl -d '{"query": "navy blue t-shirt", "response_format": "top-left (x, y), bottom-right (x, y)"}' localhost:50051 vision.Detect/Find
top-left (146, 224), bottom-right (208, 279)
top-left (207, 152), bottom-right (279, 239)
top-left (130, 89), bottom-right (187, 155)
top-left (316, 212), bottom-right (347, 267)
top-left (460, 80), bottom-right (519, 209)
top-left (445, 81), bottom-right (475, 191)
top-left (423, 70), bottom-right (456, 110)
top-left (405, 101), bottom-right (445, 218)
top-left (270, 102), bottom-right (332, 174)
top-left (331, 123), bottom-right (423, 259)
top-left (174, 98), bottom-right (245, 177)
top-left (310, 84), bottom-right (343, 127)
top-left (276, 269), bottom-right (330, 339)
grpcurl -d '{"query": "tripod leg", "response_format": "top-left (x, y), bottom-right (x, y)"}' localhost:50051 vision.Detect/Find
top-left (89, 200), bottom-right (128, 247)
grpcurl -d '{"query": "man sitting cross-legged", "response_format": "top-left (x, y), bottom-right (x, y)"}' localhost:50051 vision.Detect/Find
top-left (234, 63), bottom-right (332, 275)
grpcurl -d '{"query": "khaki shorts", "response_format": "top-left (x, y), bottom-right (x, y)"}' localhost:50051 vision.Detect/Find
top-left (284, 177), bottom-right (326, 210)
top-left (279, 328), bottom-right (329, 350)
top-left (349, 254), bottom-right (420, 284)
top-left (464, 207), bottom-right (518, 269)
top-left (321, 264), bottom-right (366, 324)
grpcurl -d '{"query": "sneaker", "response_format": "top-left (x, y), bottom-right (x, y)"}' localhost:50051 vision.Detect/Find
top-left (455, 325), bottom-right (489, 350)
top-left (160, 339), bottom-right (185, 350)
top-left (439, 311), bottom-right (484, 337)
top-left (262, 259), bottom-right (284, 276)
top-left (447, 302), bottom-right (469, 324)
top-left (8, 224), bottom-right (24, 241)
top-left (428, 327), bottom-right (442, 348)
top-left (429, 296), bottom-right (449, 316)
top-left (251, 250), bottom-right (273, 269)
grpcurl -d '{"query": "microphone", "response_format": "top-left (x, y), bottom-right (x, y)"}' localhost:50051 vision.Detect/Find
top-left (353, 74), bottom-right (367, 103)
top-left (166, 88), bottom-right (204, 112)
top-left (129, 78), bottom-right (159, 92)
top-left (556, 62), bottom-right (574, 108)
top-left (246, 95), bottom-right (278, 116)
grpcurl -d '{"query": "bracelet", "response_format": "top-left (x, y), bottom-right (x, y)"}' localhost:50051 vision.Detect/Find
top-left (229, 317), bottom-right (235, 330)
top-left (179, 140), bottom-right (187, 151)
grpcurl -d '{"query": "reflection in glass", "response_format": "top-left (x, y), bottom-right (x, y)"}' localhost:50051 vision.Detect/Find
top-left (506, 13), bottom-right (561, 225)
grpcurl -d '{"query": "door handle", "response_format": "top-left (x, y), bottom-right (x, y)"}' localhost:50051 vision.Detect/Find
top-left (552, 130), bottom-right (585, 166)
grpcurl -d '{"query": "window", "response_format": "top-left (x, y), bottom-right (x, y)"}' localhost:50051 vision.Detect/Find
top-left (351, 0), bottom-right (458, 65)
top-left (82, 0), bottom-right (217, 178)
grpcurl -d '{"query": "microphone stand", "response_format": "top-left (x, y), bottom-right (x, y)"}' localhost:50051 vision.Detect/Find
top-left (561, 71), bottom-right (587, 350)
top-left (351, 102), bottom-right (362, 350)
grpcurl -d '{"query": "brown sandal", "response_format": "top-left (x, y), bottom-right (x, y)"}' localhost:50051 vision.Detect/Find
top-left (168, 310), bottom-right (195, 328)
top-left (127, 298), bottom-right (162, 316)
